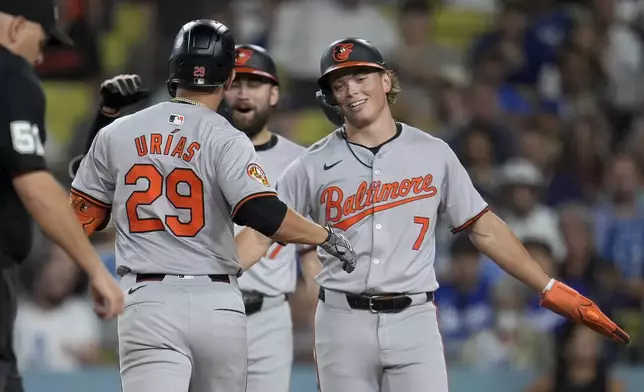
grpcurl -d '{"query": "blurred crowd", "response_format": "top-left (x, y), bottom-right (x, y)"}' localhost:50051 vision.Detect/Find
top-left (13, 0), bottom-right (644, 386)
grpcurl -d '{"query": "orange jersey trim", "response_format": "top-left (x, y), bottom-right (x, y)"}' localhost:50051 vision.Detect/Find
top-left (451, 207), bottom-right (490, 234)
top-left (231, 191), bottom-right (278, 217)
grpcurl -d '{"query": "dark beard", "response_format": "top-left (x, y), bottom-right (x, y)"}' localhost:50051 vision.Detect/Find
top-left (232, 108), bottom-right (270, 139)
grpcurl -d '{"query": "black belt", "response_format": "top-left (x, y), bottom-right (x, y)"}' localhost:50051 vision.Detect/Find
top-left (318, 288), bottom-right (434, 314)
top-left (135, 274), bottom-right (230, 283)
top-left (242, 291), bottom-right (289, 316)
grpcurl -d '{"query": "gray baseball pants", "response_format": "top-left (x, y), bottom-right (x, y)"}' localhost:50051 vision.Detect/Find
top-left (245, 298), bottom-right (293, 392)
top-left (118, 274), bottom-right (247, 392)
top-left (314, 289), bottom-right (448, 392)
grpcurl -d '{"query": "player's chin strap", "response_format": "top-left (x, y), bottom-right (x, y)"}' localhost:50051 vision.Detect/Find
top-left (316, 90), bottom-right (374, 169)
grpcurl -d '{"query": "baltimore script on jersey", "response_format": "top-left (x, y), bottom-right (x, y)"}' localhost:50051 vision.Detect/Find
top-left (321, 173), bottom-right (439, 230)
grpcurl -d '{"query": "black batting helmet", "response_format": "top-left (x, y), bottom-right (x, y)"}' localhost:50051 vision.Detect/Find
top-left (234, 44), bottom-right (279, 85)
top-left (167, 19), bottom-right (236, 98)
top-left (315, 38), bottom-right (388, 125)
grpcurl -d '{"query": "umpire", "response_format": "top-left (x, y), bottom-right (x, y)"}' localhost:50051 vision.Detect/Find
top-left (0, 1), bottom-right (125, 390)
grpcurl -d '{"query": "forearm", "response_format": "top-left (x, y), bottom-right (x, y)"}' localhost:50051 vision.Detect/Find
top-left (468, 211), bottom-right (551, 292)
top-left (235, 228), bottom-right (273, 270)
top-left (13, 172), bottom-right (106, 277)
top-left (270, 208), bottom-right (328, 245)
top-left (235, 197), bottom-right (328, 246)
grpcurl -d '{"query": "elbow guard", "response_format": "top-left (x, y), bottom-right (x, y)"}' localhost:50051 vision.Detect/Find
top-left (69, 190), bottom-right (111, 235)
top-left (233, 194), bottom-right (287, 237)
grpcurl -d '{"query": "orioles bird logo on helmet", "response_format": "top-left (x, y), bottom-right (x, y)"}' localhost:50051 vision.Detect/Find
top-left (235, 48), bottom-right (253, 66)
top-left (332, 43), bottom-right (353, 62)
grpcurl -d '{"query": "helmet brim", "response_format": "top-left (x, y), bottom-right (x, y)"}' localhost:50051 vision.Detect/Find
top-left (318, 61), bottom-right (386, 88)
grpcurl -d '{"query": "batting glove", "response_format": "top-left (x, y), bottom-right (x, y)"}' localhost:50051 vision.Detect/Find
top-left (100, 74), bottom-right (150, 113)
top-left (540, 279), bottom-right (630, 345)
top-left (319, 222), bottom-right (357, 273)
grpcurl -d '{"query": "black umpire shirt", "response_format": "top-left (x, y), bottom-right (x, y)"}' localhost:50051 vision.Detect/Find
top-left (0, 46), bottom-right (48, 266)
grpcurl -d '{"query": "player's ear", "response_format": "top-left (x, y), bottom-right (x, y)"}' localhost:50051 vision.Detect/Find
top-left (269, 85), bottom-right (279, 107)
top-left (381, 71), bottom-right (391, 94)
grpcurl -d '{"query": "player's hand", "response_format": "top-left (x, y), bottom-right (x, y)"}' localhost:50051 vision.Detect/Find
top-left (100, 74), bottom-right (150, 112)
top-left (540, 279), bottom-right (630, 345)
top-left (319, 223), bottom-right (357, 273)
top-left (89, 269), bottom-right (125, 320)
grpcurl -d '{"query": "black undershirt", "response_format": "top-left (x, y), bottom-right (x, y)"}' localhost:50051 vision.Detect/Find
top-left (347, 122), bottom-right (403, 155)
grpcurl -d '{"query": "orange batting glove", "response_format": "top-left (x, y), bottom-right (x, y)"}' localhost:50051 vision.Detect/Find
top-left (540, 279), bottom-right (630, 345)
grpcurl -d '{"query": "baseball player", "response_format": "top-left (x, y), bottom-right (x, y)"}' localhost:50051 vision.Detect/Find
top-left (223, 44), bottom-right (306, 392)
top-left (236, 38), bottom-right (629, 392)
top-left (68, 20), bottom-right (357, 392)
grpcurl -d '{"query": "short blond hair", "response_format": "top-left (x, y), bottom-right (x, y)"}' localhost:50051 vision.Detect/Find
top-left (382, 70), bottom-right (401, 106)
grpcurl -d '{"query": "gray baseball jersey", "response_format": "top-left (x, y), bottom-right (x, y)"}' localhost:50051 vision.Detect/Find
top-left (72, 101), bottom-right (277, 392)
top-left (71, 102), bottom-right (277, 276)
top-left (277, 122), bottom-right (488, 392)
top-left (276, 123), bottom-right (489, 294)
top-left (235, 134), bottom-right (305, 296)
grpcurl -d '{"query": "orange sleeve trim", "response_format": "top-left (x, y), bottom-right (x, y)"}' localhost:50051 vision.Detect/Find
top-left (70, 187), bottom-right (111, 208)
top-left (451, 207), bottom-right (490, 234)
top-left (231, 191), bottom-right (278, 217)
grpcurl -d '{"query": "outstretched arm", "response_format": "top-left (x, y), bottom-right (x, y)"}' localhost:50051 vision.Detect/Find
top-left (469, 210), bottom-right (630, 344)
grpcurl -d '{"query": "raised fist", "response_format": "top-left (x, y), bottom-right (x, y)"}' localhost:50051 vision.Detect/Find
top-left (100, 74), bottom-right (150, 112)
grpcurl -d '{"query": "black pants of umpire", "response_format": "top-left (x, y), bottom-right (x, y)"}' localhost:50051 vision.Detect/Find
top-left (0, 265), bottom-right (23, 392)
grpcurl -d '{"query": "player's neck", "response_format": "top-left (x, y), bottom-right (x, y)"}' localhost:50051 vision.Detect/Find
top-left (344, 108), bottom-right (397, 148)
top-left (251, 128), bottom-right (272, 146)
top-left (175, 89), bottom-right (223, 112)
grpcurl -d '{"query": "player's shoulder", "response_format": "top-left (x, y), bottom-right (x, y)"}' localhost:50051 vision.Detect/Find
top-left (273, 133), bottom-right (307, 155)
top-left (400, 122), bottom-right (456, 156)
top-left (299, 128), bottom-right (343, 160)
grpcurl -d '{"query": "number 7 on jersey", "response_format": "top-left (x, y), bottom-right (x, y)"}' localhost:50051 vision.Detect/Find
top-left (412, 216), bottom-right (430, 250)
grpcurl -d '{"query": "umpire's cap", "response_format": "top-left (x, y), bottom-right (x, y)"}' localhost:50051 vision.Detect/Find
top-left (0, 0), bottom-right (73, 46)
top-left (234, 44), bottom-right (279, 85)
top-left (317, 38), bottom-right (387, 91)
top-left (167, 19), bottom-right (236, 98)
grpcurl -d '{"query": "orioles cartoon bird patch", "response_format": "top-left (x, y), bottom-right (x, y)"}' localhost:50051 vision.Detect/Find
top-left (247, 163), bottom-right (271, 187)
top-left (333, 43), bottom-right (353, 62)
top-left (236, 48), bottom-right (253, 66)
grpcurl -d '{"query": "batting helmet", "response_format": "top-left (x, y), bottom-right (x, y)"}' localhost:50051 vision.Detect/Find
top-left (316, 38), bottom-right (387, 125)
top-left (167, 19), bottom-right (236, 98)
top-left (234, 44), bottom-right (279, 85)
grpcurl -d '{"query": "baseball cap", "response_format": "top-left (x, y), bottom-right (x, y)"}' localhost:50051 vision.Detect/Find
top-left (0, 0), bottom-right (73, 46)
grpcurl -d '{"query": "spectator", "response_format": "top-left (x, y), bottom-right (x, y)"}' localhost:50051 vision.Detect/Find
top-left (391, 0), bottom-right (465, 130)
top-left (434, 234), bottom-right (494, 362)
top-left (13, 247), bottom-right (102, 372)
top-left (595, 154), bottom-right (644, 303)
top-left (459, 277), bottom-right (551, 371)
top-left (524, 322), bottom-right (625, 392)
top-left (498, 158), bottom-right (566, 260)
top-left (268, 0), bottom-right (400, 108)
top-left (546, 115), bottom-right (611, 206)
top-left (470, 2), bottom-right (551, 87)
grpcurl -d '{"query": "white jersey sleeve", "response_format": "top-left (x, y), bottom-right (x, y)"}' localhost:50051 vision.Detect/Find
top-left (439, 144), bottom-right (489, 233)
top-left (71, 127), bottom-right (115, 205)
top-left (213, 135), bottom-right (277, 216)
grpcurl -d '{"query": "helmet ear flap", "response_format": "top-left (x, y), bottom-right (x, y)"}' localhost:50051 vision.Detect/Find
top-left (316, 90), bottom-right (343, 127)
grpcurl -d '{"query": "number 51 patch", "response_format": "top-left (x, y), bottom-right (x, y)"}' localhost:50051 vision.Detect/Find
top-left (10, 121), bottom-right (45, 156)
